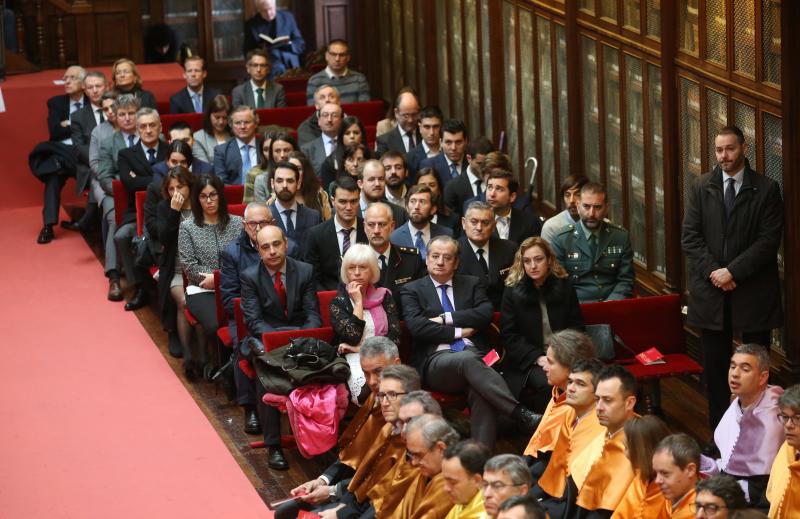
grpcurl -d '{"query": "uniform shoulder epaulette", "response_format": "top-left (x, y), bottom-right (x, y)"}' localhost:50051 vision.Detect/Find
top-left (603, 220), bottom-right (626, 232)
top-left (397, 246), bottom-right (419, 255)
top-left (555, 224), bottom-right (575, 236)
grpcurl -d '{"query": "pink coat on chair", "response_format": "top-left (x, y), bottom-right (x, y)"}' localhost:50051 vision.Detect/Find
top-left (263, 383), bottom-right (349, 458)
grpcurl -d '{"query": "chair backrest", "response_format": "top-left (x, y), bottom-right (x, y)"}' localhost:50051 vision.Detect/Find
top-left (135, 190), bottom-right (147, 236)
top-left (317, 290), bottom-right (337, 327)
top-left (285, 91), bottom-right (306, 107)
top-left (233, 297), bottom-right (247, 341)
top-left (213, 269), bottom-right (226, 329)
top-left (256, 106), bottom-right (315, 130)
top-left (159, 112), bottom-right (205, 139)
top-left (112, 179), bottom-right (127, 228)
top-left (261, 327), bottom-right (336, 353)
top-left (341, 100), bottom-right (384, 127)
top-left (224, 184), bottom-right (244, 204)
top-left (579, 294), bottom-right (685, 356)
top-left (228, 203), bottom-right (246, 217)
top-left (276, 77), bottom-right (308, 93)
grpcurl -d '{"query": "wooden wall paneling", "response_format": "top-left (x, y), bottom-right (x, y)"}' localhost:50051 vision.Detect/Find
top-left (421, 0), bottom-right (439, 107)
top-left (488, 0), bottom-right (505, 141)
top-left (513, 4), bottom-right (524, 175)
top-left (777, 0), bottom-right (799, 380)
top-left (94, 13), bottom-right (132, 63)
top-left (565, 0), bottom-right (584, 181)
top-left (444, 0), bottom-right (454, 117)
top-left (641, 57), bottom-right (653, 273)
top-left (617, 50), bottom-right (630, 233)
top-left (316, 0), bottom-right (350, 50)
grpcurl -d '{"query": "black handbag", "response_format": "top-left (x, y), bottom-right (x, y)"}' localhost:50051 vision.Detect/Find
top-left (253, 337), bottom-right (350, 395)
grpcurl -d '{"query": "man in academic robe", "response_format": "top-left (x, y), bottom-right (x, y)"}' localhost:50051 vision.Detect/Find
top-left (766, 384), bottom-right (800, 518)
top-left (274, 337), bottom-right (401, 519)
top-left (481, 455), bottom-right (533, 519)
top-left (702, 344), bottom-right (784, 508)
top-left (442, 441), bottom-right (491, 519)
top-left (652, 434), bottom-right (701, 519)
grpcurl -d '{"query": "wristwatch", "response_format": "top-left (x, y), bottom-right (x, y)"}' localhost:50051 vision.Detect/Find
top-left (328, 485), bottom-right (336, 498)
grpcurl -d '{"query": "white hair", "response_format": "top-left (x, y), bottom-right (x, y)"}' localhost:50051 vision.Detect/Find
top-left (340, 243), bottom-right (380, 285)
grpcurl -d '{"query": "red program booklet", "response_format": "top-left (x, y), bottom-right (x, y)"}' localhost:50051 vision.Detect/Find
top-left (298, 511), bottom-right (321, 519)
top-left (483, 349), bottom-right (500, 367)
top-left (635, 347), bottom-right (666, 365)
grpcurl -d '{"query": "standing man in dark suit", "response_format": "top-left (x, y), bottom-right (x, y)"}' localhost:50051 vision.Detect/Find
top-left (301, 102), bottom-right (342, 173)
top-left (213, 105), bottom-right (263, 185)
top-left (269, 161), bottom-right (321, 256)
top-left (682, 125), bottom-right (783, 434)
top-left (305, 176), bottom-right (368, 291)
top-left (375, 88), bottom-right (421, 158)
top-left (114, 107), bottom-right (168, 311)
top-left (487, 169), bottom-right (542, 245)
top-left (399, 235), bottom-right (540, 449)
top-left (231, 50), bottom-right (287, 109)
top-left (243, 0), bottom-right (306, 79)
top-left (364, 203), bottom-right (425, 312)
top-left (444, 136), bottom-right (494, 218)
top-left (169, 56), bottom-right (222, 114)
top-left (240, 224), bottom-right (321, 469)
top-left (419, 119), bottom-right (469, 189)
top-left (458, 201), bottom-right (517, 310)
top-left (390, 185), bottom-right (452, 259)
top-left (36, 65), bottom-right (88, 244)
top-left (406, 106), bottom-right (444, 178)
top-left (62, 71), bottom-right (108, 233)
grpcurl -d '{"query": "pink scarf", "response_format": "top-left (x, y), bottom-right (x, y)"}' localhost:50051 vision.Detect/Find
top-left (361, 285), bottom-right (390, 336)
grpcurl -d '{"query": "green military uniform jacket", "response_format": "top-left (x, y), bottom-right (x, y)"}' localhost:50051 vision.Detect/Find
top-left (549, 220), bottom-right (635, 303)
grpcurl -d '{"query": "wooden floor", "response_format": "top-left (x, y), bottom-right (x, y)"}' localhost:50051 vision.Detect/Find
top-left (76, 223), bottom-right (712, 506)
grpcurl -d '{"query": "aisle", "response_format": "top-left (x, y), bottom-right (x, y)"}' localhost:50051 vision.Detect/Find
top-left (0, 207), bottom-right (270, 518)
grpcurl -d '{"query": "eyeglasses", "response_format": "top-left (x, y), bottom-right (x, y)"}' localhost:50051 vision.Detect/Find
top-left (405, 449), bottom-right (429, 463)
top-left (199, 192), bottom-right (219, 202)
top-left (320, 112), bottom-right (342, 119)
top-left (479, 481), bottom-right (525, 492)
top-left (778, 413), bottom-right (800, 427)
top-left (376, 391), bottom-right (407, 402)
top-left (692, 503), bottom-right (727, 516)
top-left (246, 220), bottom-right (273, 230)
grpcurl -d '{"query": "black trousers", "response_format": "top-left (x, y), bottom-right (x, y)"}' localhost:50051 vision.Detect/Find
top-left (700, 297), bottom-right (770, 430)
top-left (255, 375), bottom-right (285, 447)
top-left (41, 172), bottom-right (69, 226)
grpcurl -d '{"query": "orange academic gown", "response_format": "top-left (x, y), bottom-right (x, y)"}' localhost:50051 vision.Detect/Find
top-left (574, 428), bottom-right (636, 512)
top-left (523, 387), bottom-right (574, 457)
top-left (766, 441), bottom-right (800, 518)
top-left (347, 422), bottom-right (406, 503)
top-left (369, 456), bottom-right (424, 519)
top-left (399, 473), bottom-right (452, 519)
top-left (665, 488), bottom-right (696, 519)
top-left (611, 474), bottom-right (668, 519)
top-left (338, 392), bottom-right (385, 469)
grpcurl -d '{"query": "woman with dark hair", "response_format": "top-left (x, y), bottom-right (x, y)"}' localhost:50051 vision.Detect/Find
top-left (501, 237), bottom-right (584, 411)
top-left (192, 95), bottom-right (232, 164)
top-left (155, 167), bottom-right (198, 373)
top-left (611, 415), bottom-right (672, 518)
top-left (110, 58), bottom-right (157, 109)
top-left (178, 174), bottom-right (243, 378)
top-left (319, 115), bottom-right (368, 189)
top-left (250, 132), bottom-right (297, 203)
top-left (412, 167), bottom-right (459, 229)
top-left (288, 150), bottom-right (331, 220)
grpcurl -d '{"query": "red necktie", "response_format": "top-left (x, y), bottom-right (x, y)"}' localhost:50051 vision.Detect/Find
top-left (274, 272), bottom-right (287, 314)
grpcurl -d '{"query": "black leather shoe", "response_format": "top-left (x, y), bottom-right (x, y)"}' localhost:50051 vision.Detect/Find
top-left (124, 289), bottom-right (147, 311)
top-left (184, 361), bottom-right (198, 382)
top-left (108, 279), bottom-right (124, 302)
top-left (267, 446), bottom-right (289, 470)
top-left (244, 407), bottom-right (261, 435)
top-left (512, 405), bottom-right (543, 435)
top-left (37, 225), bottom-right (54, 244)
top-left (60, 220), bottom-right (82, 231)
top-left (167, 332), bottom-right (183, 358)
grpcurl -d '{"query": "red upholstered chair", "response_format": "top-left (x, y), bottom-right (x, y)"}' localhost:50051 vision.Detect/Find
top-left (181, 270), bottom-right (199, 327)
top-left (285, 91), bottom-right (306, 106)
top-left (156, 101), bottom-right (170, 114)
top-left (317, 290), bottom-right (337, 327)
top-left (213, 270), bottom-right (233, 348)
top-left (364, 125), bottom-right (377, 149)
top-left (159, 113), bottom-right (205, 138)
top-left (112, 179), bottom-right (127, 228)
top-left (233, 297), bottom-right (247, 343)
top-left (342, 101), bottom-right (385, 126)
top-left (276, 77), bottom-right (308, 93)
top-left (135, 190), bottom-right (147, 236)
top-left (224, 185), bottom-right (244, 204)
top-left (228, 203), bottom-right (246, 217)
top-left (256, 106), bottom-right (315, 130)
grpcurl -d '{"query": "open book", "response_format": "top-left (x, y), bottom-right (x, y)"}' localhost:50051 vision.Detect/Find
top-left (258, 33), bottom-right (290, 46)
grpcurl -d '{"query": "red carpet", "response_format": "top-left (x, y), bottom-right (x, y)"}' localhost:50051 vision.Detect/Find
top-left (0, 64), bottom-right (185, 211)
top-left (0, 206), bottom-right (270, 518)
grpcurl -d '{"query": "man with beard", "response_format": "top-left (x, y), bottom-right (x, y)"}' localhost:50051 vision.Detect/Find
top-left (358, 159), bottom-right (407, 225)
top-left (549, 182), bottom-right (634, 303)
top-left (541, 175), bottom-right (589, 244)
top-left (381, 150), bottom-right (409, 209)
top-left (269, 161), bottom-right (321, 255)
top-left (390, 185), bottom-right (453, 261)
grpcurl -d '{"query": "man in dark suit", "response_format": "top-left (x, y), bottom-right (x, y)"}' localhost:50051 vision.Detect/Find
top-left (487, 169), bottom-right (542, 244)
top-left (240, 224), bottom-right (321, 469)
top-left (458, 201), bottom-right (517, 310)
top-left (364, 203), bottom-right (425, 313)
top-left (390, 185), bottom-right (452, 260)
top-left (406, 106), bottom-right (444, 178)
top-left (169, 56), bottom-right (222, 114)
top-left (399, 235), bottom-right (540, 449)
top-left (214, 106), bottom-right (263, 185)
top-left (61, 71), bottom-right (108, 233)
top-left (36, 65), bottom-right (88, 244)
top-left (358, 159), bottom-right (407, 226)
top-left (231, 49), bottom-right (286, 109)
top-left (419, 119), bottom-right (469, 188)
top-left (114, 107), bottom-right (168, 311)
top-left (243, 0), bottom-right (306, 79)
top-left (297, 84), bottom-right (340, 146)
top-left (301, 102), bottom-right (342, 174)
top-left (375, 88), bottom-right (422, 158)
top-left (269, 161), bottom-right (321, 257)
top-left (444, 136), bottom-right (494, 218)
top-left (305, 176), bottom-right (368, 291)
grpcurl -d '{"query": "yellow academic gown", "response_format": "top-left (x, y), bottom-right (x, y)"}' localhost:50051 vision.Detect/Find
top-left (443, 489), bottom-right (486, 519)
top-left (339, 392), bottom-right (386, 469)
top-left (369, 455), bottom-right (424, 519)
top-left (767, 441), bottom-right (800, 518)
top-left (347, 422), bottom-right (406, 503)
top-left (611, 474), bottom-right (668, 519)
top-left (403, 473), bottom-right (452, 519)
top-left (665, 488), bottom-right (696, 519)
top-left (574, 428), bottom-right (635, 512)
top-left (523, 387), bottom-right (575, 457)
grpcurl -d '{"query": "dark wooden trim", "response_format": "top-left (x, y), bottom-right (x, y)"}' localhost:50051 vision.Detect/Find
top-left (565, 0), bottom-right (583, 181)
top-left (488, 0), bottom-right (505, 142)
top-left (422, 0), bottom-right (439, 107)
top-left (514, 3), bottom-right (525, 173)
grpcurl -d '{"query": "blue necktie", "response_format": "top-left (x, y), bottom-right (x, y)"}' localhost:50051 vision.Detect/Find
top-left (439, 284), bottom-right (465, 352)
top-left (284, 208), bottom-right (295, 235)
top-left (193, 93), bottom-right (203, 113)
top-left (415, 230), bottom-right (427, 260)
top-left (147, 148), bottom-right (156, 164)
top-left (450, 162), bottom-right (458, 179)
top-left (128, 134), bottom-right (136, 148)
top-left (241, 144), bottom-right (251, 183)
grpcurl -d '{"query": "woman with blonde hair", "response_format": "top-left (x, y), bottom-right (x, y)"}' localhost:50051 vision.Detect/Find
top-left (110, 58), bottom-right (157, 109)
top-left (500, 237), bottom-right (583, 411)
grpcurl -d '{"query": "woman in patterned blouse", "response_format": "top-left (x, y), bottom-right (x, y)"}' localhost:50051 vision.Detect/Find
top-left (178, 173), bottom-right (243, 379)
